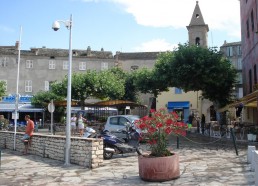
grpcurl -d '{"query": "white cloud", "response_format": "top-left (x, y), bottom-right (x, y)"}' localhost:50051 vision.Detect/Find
top-left (111, 0), bottom-right (241, 38)
top-left (133, 39), bottom-right (178, 52)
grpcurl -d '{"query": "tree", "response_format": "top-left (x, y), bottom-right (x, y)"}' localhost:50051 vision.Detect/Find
top-left (51, 70), bottom-right (125, 109)
top-left (0, 81), bottom-right (6, 98)
top-left (154, 43), bottom-right (237, 107)
top-left (94, 69), bottom-right (125, 100)
top-left (109, 67), bottom-right (138, 102)
top-left (31, 91), bottom-right (64, 107)
top-left (133, 68), bottom-right (169, 98)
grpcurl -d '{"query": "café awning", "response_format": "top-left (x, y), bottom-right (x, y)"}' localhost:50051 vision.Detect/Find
top-left (0, 103), bottom-right (44, 112)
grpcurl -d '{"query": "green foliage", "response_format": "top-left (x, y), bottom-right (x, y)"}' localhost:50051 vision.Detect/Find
top-left (133, 68), bottom-right (169, 98)
top-left (31, 91), bottom-right (64, 108)
top-left (154, 43), bottom-right (237, 107)
top-left (109, 67), bottom-right (138, 102)
top-left (0, 81), bottom-right (6, 98)
top-left (50, 69), bottom-right (126, 108)
top-left (95, 69), bottom-right (125, 100)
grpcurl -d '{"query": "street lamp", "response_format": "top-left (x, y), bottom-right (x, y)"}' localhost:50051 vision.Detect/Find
top-left (52, 14), bottom-right (73, 166)
top-left (14, 26), bottom-right (22, 151)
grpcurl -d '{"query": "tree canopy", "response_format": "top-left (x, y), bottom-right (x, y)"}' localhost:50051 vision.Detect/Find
top-left (0, 81), bottom-right (6, 98)
top-left (154, 44), bottom-right (237, 107)
top-left (133, 67), bottom-right (169, 98)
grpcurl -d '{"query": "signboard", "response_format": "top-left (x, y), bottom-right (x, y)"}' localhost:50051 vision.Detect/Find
top-left (48, 102), bottom-right (55, 113)
top-left (12, 112), bottom-right (19, 119)
top-left (1, 94), bottom-right (33, 103)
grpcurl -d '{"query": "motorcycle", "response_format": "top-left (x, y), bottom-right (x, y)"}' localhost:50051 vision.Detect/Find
top-left (101, 122), bottom-right (142, 160)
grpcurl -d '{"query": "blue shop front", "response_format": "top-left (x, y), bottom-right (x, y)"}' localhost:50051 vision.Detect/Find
top-left (167, 101), bottom-right (190, 123)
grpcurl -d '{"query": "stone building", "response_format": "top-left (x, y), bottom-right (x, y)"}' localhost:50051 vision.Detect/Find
top-left (220, 41), bottom-right (243, 99)
top-left (0, 45), bottom-right (114, 95)
top-left (239, 0), bottom-right (258, 125)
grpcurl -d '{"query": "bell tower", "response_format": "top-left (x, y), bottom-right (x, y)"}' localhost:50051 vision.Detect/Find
top-left (187, 1), bottom-right (209, 47)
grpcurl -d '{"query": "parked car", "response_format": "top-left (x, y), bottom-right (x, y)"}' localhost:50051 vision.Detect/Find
top-left (104, 115), bottom-right (140, 131)
top-left (104, 115), bottom-right (140, 140)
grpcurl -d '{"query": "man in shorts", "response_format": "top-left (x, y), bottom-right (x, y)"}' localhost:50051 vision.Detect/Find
top-left (22, 115), bottom-right (34, 155)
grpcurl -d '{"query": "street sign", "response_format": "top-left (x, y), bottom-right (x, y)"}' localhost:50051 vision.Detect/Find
top-left (48, 102), bottom-right (55, 113)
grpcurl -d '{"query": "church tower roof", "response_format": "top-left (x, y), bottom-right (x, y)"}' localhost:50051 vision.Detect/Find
top-left (188, 1), bottom-right (208, 30)
top-left (187, 1), bottom-right (209, 47)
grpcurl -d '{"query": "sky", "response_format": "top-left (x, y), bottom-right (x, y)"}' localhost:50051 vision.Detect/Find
top-left (0, 0), bottom-right (241, 54)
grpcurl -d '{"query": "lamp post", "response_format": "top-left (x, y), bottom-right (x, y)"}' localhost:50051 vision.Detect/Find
top-left (52, 14), bottom-right (73, 165)
top-left (14, 26), bottom-right (22, 151)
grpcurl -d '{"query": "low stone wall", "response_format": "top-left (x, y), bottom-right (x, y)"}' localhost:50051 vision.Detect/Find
top-left (0, 131), bottom-right (103, 168)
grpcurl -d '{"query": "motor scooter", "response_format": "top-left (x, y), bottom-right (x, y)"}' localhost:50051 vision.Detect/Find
top-left (101, 122), bottom-right (142, 159)
top-left (83, 127), bottom-right (96, 138)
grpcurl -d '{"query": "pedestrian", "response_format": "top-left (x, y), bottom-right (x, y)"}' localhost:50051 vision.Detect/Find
top-left (21, 115), bottom-right (35, 155)
top-left (201, 114), bottom-right (205, 134)
top-left (71, 114), bottom-right (77, 136)
top-left (78, 114), bottom-right (87, 137)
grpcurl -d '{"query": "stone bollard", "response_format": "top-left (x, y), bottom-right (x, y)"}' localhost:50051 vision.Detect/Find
top-left (248, 146), bottom-right (256, 163)
top-left (251, 150), bottom-right (256, 171)
top-left (255, 151), bottom-right (258, 186)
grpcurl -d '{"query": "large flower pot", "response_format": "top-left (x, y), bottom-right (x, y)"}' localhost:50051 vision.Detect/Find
top-left (138, 153), bottom-right (180, 182)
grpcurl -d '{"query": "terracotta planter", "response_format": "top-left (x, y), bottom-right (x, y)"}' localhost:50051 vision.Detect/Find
top-left (138, 153), bottom-right (180, 182)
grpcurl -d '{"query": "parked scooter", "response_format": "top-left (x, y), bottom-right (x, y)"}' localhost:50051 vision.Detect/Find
top-left (83, 127), bottom-right (96, 138)
top-left (101, 122), bottom-right (142, 160)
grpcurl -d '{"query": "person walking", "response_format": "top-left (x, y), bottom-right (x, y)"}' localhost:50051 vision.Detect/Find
top-left (201, 114), bottom-right (205, 135)
top-left (71, 114), bottom-right (77, 136)
top-left (21, 115), bottom-right (35, 155)
top-left (78, 114), bottom-right (87, 137)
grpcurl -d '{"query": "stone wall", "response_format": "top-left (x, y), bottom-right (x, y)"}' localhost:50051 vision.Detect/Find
top-left (0, 131), bottom-right (103, 168)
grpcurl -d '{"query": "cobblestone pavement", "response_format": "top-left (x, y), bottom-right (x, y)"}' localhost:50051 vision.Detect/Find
top-left (0, 134), bottom-right (255, 186)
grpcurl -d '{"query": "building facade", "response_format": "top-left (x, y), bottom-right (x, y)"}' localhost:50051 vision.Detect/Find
top-left (220, 41), bottom-right (243, 99)
top-left (0, 45), bottom-right (114, 95)
top-left (239, 0), bottom-right (258, 125)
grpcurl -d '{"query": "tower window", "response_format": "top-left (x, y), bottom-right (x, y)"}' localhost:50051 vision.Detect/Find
top-left (195, 37), bottom-right (200, 46)
top-left (196, 14), bottom-right (199, 18)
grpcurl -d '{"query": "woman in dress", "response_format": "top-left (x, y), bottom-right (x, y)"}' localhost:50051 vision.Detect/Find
top-left (70, 114), bottom-right (77, 136)
top-left (78, 113), bottom-right (87, 136)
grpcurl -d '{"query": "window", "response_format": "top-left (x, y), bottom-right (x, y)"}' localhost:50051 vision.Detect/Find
top-left (79, 62), bottom-right (86, 70)
top-left (25, 80), bottom-right (32, 92)
top-left (227, 47), bottom-right (233, 56)
top-left (49, 60), bottom-right (55, 69)
top-left (101, 62), bottom-right (108, 71)
top-left (26, 60), bottom-right (33, 68)
top-left (0, 80), bottom-right (7, 91)
top-left (63, 61), bottom-right (68, 70)
top-left (246, 19), bottom-right (250, 38)
top-left (237, 46), bottom-right (241, 55)
top-left (195, 37), bottom-right (200, 46)
top-left (175, 88), bottom-right (182, 94)
top-left (44, 81), bottom-right (49, 91)
top-left (1, 57), bottom-right (7, 67)
top-left (249, 69), bottom-right (252, 93)
top-left (109, 117), bottom-right (119, 125)
top-left (238, 73), bottom-right (243, 84)
top-left (251, 10), bottom-right (254, 32)
top-left (237, 58), bottom-right (242, 70)
top-left (131, 65), bottom-right (139, 71)
top-left (254, 65), bottom-right (257, 84)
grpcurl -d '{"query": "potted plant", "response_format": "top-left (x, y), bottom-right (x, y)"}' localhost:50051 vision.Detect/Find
top-left (135, 108), bottom-right (188, 182)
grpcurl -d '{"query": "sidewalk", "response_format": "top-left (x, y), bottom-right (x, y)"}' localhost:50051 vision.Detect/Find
top-left (0, 141), bottom-right (255, 186)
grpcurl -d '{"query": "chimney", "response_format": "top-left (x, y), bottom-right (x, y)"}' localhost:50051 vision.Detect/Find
top-left (15, 41), bottom-right (19, 50)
